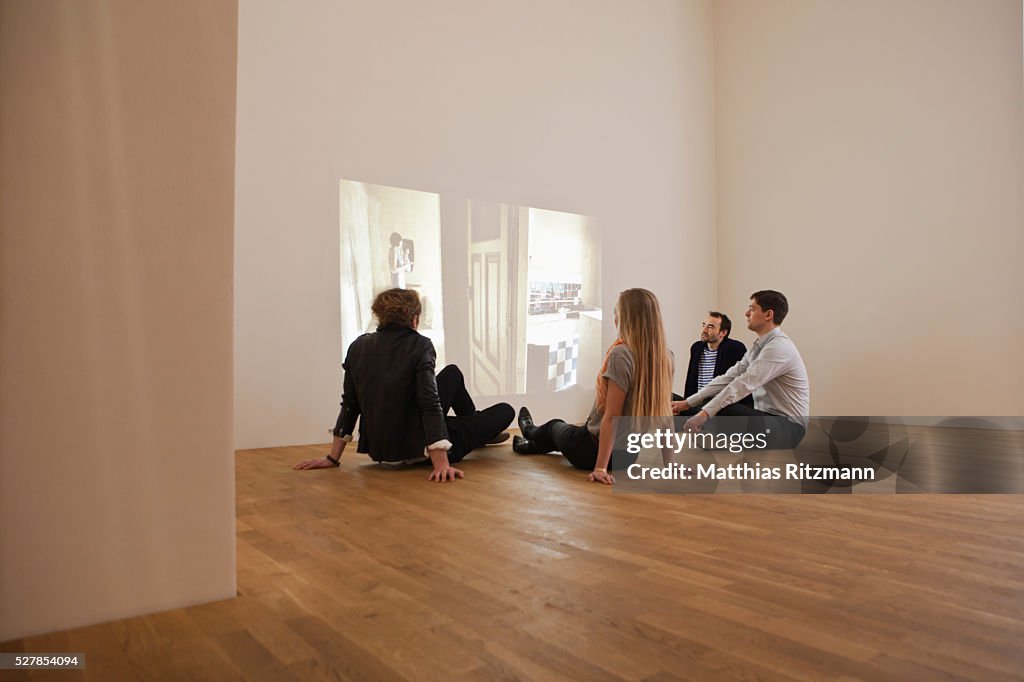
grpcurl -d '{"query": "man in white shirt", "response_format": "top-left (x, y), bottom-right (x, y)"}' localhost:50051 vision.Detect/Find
top-left (671, 290), bottom-right (810, 449)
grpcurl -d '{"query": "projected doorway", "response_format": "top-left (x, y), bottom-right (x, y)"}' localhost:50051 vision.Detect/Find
top-left (339, 180), bottom-right (445, 366)
top-left (467, 201), bottom-right (601, 397)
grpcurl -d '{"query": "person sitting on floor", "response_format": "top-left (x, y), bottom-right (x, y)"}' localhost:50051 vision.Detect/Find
top-left (672, 311), bottom-right (752, 414)
top-left (672, 289), bottom-right (810, 449)
top-left (294, 288), bottom-right (513, 482)
top-left (513, 288), bottom-right (674, 485)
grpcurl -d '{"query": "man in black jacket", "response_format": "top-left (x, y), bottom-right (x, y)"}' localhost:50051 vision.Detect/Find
top-left (672, 312), bottom-right (752, 415)
top-left (295, 289), bottom-right (513, 482)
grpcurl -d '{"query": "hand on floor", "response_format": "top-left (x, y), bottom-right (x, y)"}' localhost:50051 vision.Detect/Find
top-left (428, 465), bottom-right (464, 482)
top-left (588, 470), bottom-right (616, 485)
top-left (293, 457), bottom-right (338, 470)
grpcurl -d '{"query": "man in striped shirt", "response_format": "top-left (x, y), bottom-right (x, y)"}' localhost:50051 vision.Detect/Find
top-left (673, 312), bottom-right (751, 416)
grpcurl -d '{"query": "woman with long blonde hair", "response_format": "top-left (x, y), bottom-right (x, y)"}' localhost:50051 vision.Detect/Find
top-left (513, 288), bottom-right (673, 484)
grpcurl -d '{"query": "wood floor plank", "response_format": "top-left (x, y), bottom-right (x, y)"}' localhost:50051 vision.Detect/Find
top-left (2, 432), bottom-right (1022, 680)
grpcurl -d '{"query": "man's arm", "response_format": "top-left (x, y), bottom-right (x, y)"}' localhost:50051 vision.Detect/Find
top-left (295, 435), bottom-right (348, 469)
top-left (721, 339), bottom-right (752, 405)
top-left (296, 354), bottom-right (360, 470)
top-left (414, 340), bottom-right (462, 482)
top-left (414, 340), bottom-right (449, 447)
top-left (334, 358), bottom-right (361, 438)
top-left (681, 347), bottom-right (752, 409)
top-left (698, 339), bottom-right (794, 417)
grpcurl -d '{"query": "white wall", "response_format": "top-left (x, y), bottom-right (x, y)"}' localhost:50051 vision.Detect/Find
top-left (235, 0), bottom-right (718, 448)
top-left (714, 0), bottom-right (1024, 416)
top-left (0, 0), bottom-right (237, 641)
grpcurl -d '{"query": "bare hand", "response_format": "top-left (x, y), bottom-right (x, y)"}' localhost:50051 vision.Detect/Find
top-left (428, 466), bottom-right (464, 482)
top-left (293, 457), bottom-right (337, 470)
top-left (683, 410), bottom-right (709, 432)
top-left (671, 400), bottom-right (689, 415)
top-left (588, 470), bottom-right (616, 485)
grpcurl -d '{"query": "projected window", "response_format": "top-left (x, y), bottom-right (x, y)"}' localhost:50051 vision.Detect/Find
top-left (339, 180), bottom-right (445, 366)
top-left (338, 179), bottom-right (600, 399)
top-left (467, 201), bottom-right (601, 397)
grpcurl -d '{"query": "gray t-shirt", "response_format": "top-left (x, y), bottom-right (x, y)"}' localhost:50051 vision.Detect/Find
top-left (586, 345), bottom-right (635, 438)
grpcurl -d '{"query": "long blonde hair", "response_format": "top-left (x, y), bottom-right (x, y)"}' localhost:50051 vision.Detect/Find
top-left (595, 289), bottom-right (672, 418)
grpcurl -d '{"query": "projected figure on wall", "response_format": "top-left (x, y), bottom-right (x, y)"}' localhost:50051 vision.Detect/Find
top-left (339, 180), bottom-right (444, 367)
top-left (389, 232), bottom-right (413, 288)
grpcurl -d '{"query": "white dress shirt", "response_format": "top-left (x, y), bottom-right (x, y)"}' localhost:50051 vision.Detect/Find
top-left (685, 327), bottom-right (810, 425)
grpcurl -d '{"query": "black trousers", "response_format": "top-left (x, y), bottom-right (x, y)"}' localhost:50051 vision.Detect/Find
top-left (436, 365), bottom-right (514, 463)
top-left (524, 418), bottom-right (636, 471)
top-left (712, 403), bottom-right (806, 449)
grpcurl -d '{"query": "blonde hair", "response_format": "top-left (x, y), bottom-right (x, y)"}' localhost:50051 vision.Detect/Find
top-left (595, 289), bottom-right (672, 420)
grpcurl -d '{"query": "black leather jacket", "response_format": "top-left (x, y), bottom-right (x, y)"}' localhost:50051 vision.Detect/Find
top-left (332, 325), bottom-right (448, 462)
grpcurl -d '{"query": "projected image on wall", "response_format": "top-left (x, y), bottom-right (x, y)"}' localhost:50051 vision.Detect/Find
top-left (339, 180), bottom-right (445, 366)
top-left (467, 201), bottom-right (601, 397)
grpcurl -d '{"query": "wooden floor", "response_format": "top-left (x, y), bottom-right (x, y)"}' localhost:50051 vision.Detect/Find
top-left (4, 439), bottom-right (1024, 681)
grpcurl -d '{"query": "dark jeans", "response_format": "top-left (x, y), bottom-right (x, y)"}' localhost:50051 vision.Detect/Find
top-left (712, 403), bottom-right (806, 449)
top-left (436, 365), bottom-right (513, 463)
top-left (523, 418), bottom-right (636, 471)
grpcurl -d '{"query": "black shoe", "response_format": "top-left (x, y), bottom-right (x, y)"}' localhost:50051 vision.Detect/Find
top-left (513, 435), bottom-right (549, 455)
top-left (512, 435), bottom-right (532, 454)
top-left (518, 407), bottom-right (535, 437)
top-left (486, 431), bottom-right (510, 445)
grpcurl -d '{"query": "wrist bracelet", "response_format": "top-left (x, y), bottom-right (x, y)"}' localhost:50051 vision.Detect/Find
top-left (326, 454), bottom-right (340, 467)
top-left (594, 467), bottom-right (607, 473)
